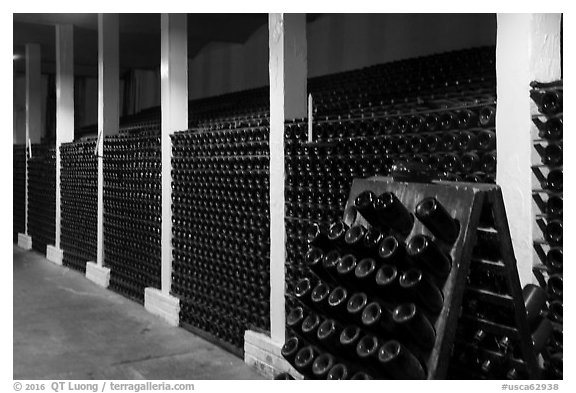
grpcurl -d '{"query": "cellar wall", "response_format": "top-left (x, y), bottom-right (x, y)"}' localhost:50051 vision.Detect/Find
top-left (188, 13), bottom-right (496, 99)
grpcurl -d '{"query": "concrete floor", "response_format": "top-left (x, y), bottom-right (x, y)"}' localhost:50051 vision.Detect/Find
top-left (13, 245), bottom-right (264, 380)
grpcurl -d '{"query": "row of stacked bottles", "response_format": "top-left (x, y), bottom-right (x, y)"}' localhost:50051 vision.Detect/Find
top-left (13, 145), bottom-right (27, 243)
top-left (530, 80), bottom-right (563, 379)
top-left (60, 139), bottom-right (98, 272)
top-left (103, 130), bottom-right (162, 303)
top-left (285, 46), bottom-right (498, 309)
top-left (170, 121), bottom-right (271, 353)
top-left (27, 144), bottom-right (56, 253)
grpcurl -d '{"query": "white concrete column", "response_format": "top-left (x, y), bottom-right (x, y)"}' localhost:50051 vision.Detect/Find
top-left (144, 13), bottom-right (187, 326)
top-left (496, 14), bottom-right (561, 287)
top-left (245, 13), bottom-right (307, 379)
top-left (17, 44), bottom-right (42, 250)
top-left (87, 14), bottom-right (119, 287)
top-left (46, 25), bottom-right (74, 264)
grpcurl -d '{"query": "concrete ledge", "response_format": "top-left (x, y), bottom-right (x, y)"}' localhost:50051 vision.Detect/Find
top-left (244, 330), bottom-right (303, 380)
top-left (17, 234), bottom-right (32, 250)
top-left (144, 288), bottom-right (180, 327)
top-left (86, 262), bottom-right (110, 288)
top-left (46, 245), bottom-right (63, 265)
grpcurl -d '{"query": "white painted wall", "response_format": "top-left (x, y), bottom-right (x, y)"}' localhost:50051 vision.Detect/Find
top-left (496, 14), bottom-right (561, 287)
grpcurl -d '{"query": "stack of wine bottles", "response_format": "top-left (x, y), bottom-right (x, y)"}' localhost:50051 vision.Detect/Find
top-left (60, 139), bottom-right (98, 272)
top-left (309, 47), bottom-right (496, 119)
top-left (27, 144), bottom-right (56, 253)
top-left (285, 46), bottom-right (497, 303)
top-left (530, 80), bottom-right (562, 380)
top-left (13, 144), bottom-right (27, 243)
top-left (171, 124), bottom-right (271, 353)
top-left (281, 189), bottom-right (465, 379)
top-left (103, 130), bottom-right (161, 303)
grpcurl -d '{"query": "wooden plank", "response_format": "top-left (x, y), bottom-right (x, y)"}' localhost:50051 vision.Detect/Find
top-left (460, 314), bottom-right (519, 338)
top-left (465, 287), bottom-right (514, 307)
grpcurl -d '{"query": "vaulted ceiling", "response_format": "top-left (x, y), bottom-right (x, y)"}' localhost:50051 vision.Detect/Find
top-left (13, 13), bottom-right (279, 76)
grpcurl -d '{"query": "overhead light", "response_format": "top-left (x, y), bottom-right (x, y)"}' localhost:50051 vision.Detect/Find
top-left (13, 54), bottom-right (22, 60)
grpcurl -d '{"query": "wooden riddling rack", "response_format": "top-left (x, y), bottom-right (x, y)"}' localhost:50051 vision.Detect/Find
top-left (529, 80), bottom-right (563, 379)
top-left (283, 176), bottom-right (540, 379)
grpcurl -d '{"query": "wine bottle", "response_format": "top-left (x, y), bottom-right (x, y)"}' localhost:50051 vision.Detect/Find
top-left (354, 258), bottom-right (378, 291)
top-left (378, 235), bottom-right (409, 268)
top-left (363, 227), bottom-right (383, 258)
top-left (326, 363), bottom-right (350, 380)
top-left (406, 234), bottom-right (452, 278)
top-left (312, 353), bottom-right (336, 379)
top-left (424, 113), bottom-right (439, 132)
top-left (479, 106), bottom-right (496, 127)
top-left (356, 334), bottom-right (381, 367)
top-left (339, 325), bottom-right (362, 358)
top-left (546, 196), bottom-right (563, 218)
top-left (522, 284), bottom-right (547, 329)
top-left (544, 219), bottom-right (563, 245)
top-left (409, 115), bottom-right (426, 133)
top-left (286, 306), bottom-right (307, 337)
top-left (306, 222), bottom-right (331, 251)
top-left (294, 277), bottom-right (316, 309)
top-left (346, 292), bottom-right (369, 324)
top-left (294, 345), bottom-right (319, 377)
top-left (311, 281), bottom-right (332, 313)
top-left (439, 111), bottom-right (457, 131)
top-left (532, 317), bottom-right (553, 353)
top-left (373, 192), bottom-right (414, 235)
top-left (550, 327), bottom-right (563, 351)
top-left (543, 169), bottom-right (562, 192)
top-left (301, 313), bottom-right (322, 343)
top-left (374, 264), bottom-right (399, 299)
top-left (344, 225), bottom-right (367, 254)
top-left (461, 152), bottom-right (481, 173)
top-left (415, 197), bottom-right (460, 243)
top-left (546, 248), bottom-right (563, 272)
top-left (533, 117), bottom-right (562, 141)
top-left (305, 247), bottom-right (330, 282)
top-left (392, 303), bottom-right (436, 350)
top-left (361, 301), bottom-right (395, 336)
top-left (399, 268), bottom-right (444, 314)
top-left (327, 220), bottom-right (350, 248)
top-left (425, 134), bottom-right (441, 152)
top-left (281, 336), bottom-right (302, 367)
top-left (317, 318), bottom-right (344, 353)
top-left (480, 151), bottom-right (496, 174)
top-left (327, 286), bottom-right (349, 320)
top-left (335, 254), bottom-right (359, 288)
top-left (442, 132), bottom-right (458, 151)
top-left (354, 190), bottom-right (379, 227)
top-left (377, 339), bottom-right (426, 379)
top-left (548, 300), bottom-right (563, 323)
top-left (530, 90), bottom-right (563, 115)
top-left (457, 131), bottom-right (478, 151)
top-left (457, 109), bottom-right (479, 129)
top-left (440, 152), bottom-right (461, 173)
top-left (477, 130), bottom-right (496, 151)
top-left (542, 144), bottom-right (563, 167)
top-left (322, 250), bottom-right (342, 282)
